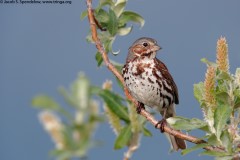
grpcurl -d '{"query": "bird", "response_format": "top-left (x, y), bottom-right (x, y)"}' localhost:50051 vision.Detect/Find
top-left (122, 37), bottom-right (186, 151)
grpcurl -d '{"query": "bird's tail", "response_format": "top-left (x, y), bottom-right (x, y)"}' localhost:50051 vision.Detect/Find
top-left (165, 130), bottom-right (186, 151)
top-left (162, 104), bottom-right (187, 151)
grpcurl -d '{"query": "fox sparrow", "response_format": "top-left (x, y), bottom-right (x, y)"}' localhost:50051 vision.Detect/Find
top-left (122, 37), bottom-right (186, 151)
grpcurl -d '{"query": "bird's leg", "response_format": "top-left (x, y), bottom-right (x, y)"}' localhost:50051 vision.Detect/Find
top-left (155, 108), bottom-right (167, 133)
top-left (136, 102), bottom-right (145, 114)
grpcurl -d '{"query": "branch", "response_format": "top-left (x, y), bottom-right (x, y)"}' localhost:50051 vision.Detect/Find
top-left (86, 0), bottom-right (225, 153)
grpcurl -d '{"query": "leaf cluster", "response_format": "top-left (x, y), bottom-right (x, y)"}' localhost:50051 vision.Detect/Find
top-left (32, 73), bottom-right (103, 160)
top-left (32, 72), bottom-right (152, 159)
top-left (192, 66), bottom-right (240, 159)
top-left (91, 85), bottom-right (152, 151)
top-left (169, 37), bottom-right (240, 159)
top-left (81, 0), bottom-right (144, 66)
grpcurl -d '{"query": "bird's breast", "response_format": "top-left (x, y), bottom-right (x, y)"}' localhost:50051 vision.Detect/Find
top-left (123, 59), bottom-right (173, 111)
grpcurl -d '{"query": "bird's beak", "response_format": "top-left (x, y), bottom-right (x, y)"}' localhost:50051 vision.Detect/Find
top-left (152, 44), bottom-right (161, 51)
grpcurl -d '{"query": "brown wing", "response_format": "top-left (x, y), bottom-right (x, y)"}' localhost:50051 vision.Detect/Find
top-left (154, 58), bottom-right (179, 104)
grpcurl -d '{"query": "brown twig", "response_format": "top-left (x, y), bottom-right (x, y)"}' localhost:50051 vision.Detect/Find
top-left (86, 0), bottom-right (225, 153)
top-left (92, 9), bottom-right (107, 31)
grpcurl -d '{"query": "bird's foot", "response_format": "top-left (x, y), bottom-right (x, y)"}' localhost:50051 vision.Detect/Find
top-left (155, 119), bottom-right (167, 133)
top-left (136, 102), bottom-right (145, 114)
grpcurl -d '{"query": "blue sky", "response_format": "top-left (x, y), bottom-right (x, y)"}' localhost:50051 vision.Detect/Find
top-left (1, 0), bottom-right (240, 160)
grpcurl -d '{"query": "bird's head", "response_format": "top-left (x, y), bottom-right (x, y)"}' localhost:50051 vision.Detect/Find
top-left (127, 37), bottom-right (161, 62)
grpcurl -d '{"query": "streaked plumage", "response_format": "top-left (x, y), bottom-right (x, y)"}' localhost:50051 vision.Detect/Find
top-left (122, 37), bottom-right (186, 151)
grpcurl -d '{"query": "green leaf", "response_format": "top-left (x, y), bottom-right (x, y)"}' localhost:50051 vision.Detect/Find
top-left (118, 11), bottom-right (145, 28)
top-left (220, 130), bottom-right (232, 153)
top-left (201, 58), bottom-right (217, 66)
top-left (167, 116), bottom-right (207, 131)
top-left (92, 87), bottom-right (129, 122)
top-left (104, 38), bottom-right (120, 55)
top-left (95, 0), bottom-right (114, 13)
top-left (113, 1), bottom-right (126, 17)
top-left (50, 149), bottom-right (73, 160)
top-left (181, 143), bottom-right (209, 155)
top-left (234, 89), bottom-right (240, 109)
top-left (216, 71), bottom-right (232, 81)
top-left (32, 94), bottom-right (73, 121)
top-left (216, 85), bottom-right (228, 95)
top-left (207, 134), bottom-right (221, 146)
top-left (87, 31), bottom-right (113, 45)
top-left (215, 92), bottom-right (229, 105)
top-left (108, 9), bottom-right (118, 36)
top-left (234, 87), bottom-right (240, 97)
top-left (205, 107), bottom-right (215, 133)
top-left (117, 26), bottom-right (132, 36)
top-left (193, 82), bottom-right (204, 105)
top-left (114, 125), bottom-right (132, 149)
top-left (119, 11), bottom-right (145, 28)
top-left (32, 95), bottom-right (60, 110)
top-left (100, 90), bottom-right (129, 122)
top-left (142, 127), bottom-right (152, 137)
top-left (234, 97), bottom-right (240, 109)
top-left (99, 0), bottom-right (114, 7)
top-left (95, 52), bottom-right (103, 67)
top-left (103, 39), bottom-right (112, 53)
top-left (214, 104), bottom-right (231, 141)
top-left (113, 63), bottom-right (123, 73)
top-left (95, 9), bottom-right (109, 24)
top-left (80, 10), bottom-right (88, 20)
top-left (61, 126), bottom-right (76, 149)
top-left (200, 150), bottom-right (230, 157)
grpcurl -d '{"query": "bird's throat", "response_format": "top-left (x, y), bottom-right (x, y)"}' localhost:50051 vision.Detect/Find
top-left (141, 51), bottom-right (156, 59)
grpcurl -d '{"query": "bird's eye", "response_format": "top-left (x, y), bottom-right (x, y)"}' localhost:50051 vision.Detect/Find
top-left (142, 42), bottom-right (148, 47)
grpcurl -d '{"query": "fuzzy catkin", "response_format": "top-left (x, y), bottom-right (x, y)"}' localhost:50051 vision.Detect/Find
top-left (216, 37), bottom-right (229, 73)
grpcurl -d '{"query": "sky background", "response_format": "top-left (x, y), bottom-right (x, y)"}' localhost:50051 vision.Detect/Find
top-left (1, 0), bottom-right (240, 160)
